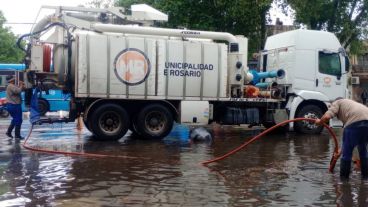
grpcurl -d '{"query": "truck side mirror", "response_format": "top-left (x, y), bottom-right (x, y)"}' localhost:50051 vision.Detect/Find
top-left (345, 56), bottom-right (350, 72)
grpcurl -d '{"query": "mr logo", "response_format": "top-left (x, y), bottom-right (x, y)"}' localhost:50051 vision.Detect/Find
top-left (114, 48), bottom-right (151, 85)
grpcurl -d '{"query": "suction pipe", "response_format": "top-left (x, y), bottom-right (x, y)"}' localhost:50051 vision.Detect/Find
top-left (92, 23), bottom-right (238, 44)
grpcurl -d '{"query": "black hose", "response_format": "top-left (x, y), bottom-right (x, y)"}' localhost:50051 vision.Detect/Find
top-left (16, 22), bottom-right (69, 52)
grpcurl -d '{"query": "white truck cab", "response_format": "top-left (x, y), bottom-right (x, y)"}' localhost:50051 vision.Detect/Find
top-left (261, 29), bottom-right (350, 132)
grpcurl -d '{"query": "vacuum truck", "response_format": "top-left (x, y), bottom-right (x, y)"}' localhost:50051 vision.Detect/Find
top-left (18, 5), bottom-right (350, 140)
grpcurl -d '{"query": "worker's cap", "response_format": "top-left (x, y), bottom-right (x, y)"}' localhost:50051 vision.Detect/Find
top-left (6, 75), bottom-right (15, 83)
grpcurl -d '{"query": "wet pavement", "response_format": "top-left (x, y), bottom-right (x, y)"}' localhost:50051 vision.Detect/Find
top-left (0, 117), bottom-right (367, 206)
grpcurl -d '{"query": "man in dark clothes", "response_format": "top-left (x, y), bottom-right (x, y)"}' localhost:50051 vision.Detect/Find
top-left (5, 75), bottom-right (25, 139)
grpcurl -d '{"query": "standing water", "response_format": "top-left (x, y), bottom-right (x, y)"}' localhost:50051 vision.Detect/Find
top-left (0, 120), bottom-right (367, 206)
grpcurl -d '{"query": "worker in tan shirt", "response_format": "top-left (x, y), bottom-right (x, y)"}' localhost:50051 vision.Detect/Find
top-left (316, 98), bottom-right (368, 180)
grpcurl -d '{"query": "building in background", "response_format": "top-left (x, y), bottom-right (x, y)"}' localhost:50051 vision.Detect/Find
top-left (267, 18), bottom-right (296, 36)
top-left (350, 41), bottom-right (368, 104)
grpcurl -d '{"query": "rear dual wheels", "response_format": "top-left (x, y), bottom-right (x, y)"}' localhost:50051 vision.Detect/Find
top-left (87, 103), bottom-right (174, 141)
top-left (89, 104), bottom-right (130, 141)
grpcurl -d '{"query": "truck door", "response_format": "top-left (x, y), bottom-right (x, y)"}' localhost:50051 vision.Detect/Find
top-left (315, 50), bottom-right (345, 100)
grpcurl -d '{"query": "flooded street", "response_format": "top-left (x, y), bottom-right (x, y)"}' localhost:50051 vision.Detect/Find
top-left (0, 118), bottom-right (367, 206)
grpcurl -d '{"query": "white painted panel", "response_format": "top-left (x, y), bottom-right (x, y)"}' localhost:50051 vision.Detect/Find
top-left (89, 34), bottom-right (108, 95)
top-left (77, 34), bottom-right (87, 95)
top-left (167, 41), bottom-right (184, 97)
top-left (202, 43), bottom-right (219, 97)
top-left (144, 39), bottom-right (157, 96)
top-left (184, 42), bottom-right (201, 97)
top-left (109, 35), bottom-right (126, 95)
top-left (180, 101), bottom-right (209, 124)
top-left (219, 45), bottom-right (227, 98)
top-left (125, 37), bottom-right (146, 95)
top-left (156, 39), bottom-right (166, 96)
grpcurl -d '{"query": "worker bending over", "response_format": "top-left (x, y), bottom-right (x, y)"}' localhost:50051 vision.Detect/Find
top-left (316, 98), bottom-right (368, 180)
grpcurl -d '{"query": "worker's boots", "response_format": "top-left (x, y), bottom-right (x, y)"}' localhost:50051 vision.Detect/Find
top-left (360, 158), bottom-right (368, 179)
top-left (14, 125), bottom-right (24, 140)
top-left (340, 159), bottom-right (351, 181)
top-left (6, 123), bottom-right (14, 138)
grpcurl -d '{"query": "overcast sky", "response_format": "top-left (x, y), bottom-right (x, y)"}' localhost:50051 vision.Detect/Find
top-left (1, 0), bottom-right (91, 35)
top-left (1, 0), bottom-right (293, 35)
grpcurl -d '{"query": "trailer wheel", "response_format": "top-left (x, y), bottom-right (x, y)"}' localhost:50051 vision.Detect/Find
top-left (135, 104), bottom-right (174, 139)
top-left (294, 105), bottom-right (323, 134)
top-left (90, 104), bottom-right (130, 141)
top-left (38, 98), bottom-right (49, 116)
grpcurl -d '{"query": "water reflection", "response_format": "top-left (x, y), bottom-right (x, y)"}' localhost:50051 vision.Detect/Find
top-left (0, 121), bottom-right (367, 206)
top-left (336, 182), bottom-right (368, 206)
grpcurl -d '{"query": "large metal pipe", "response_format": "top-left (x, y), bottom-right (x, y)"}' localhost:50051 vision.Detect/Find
top-left (31, 15), bottom-right (52, 36)
top-left (257, 69), bottom-right (285, 79)
top-left (255, 82), bottom-right (278, 89)
top-left (259, 89), bottom-right (281, 99)
top-left (92, 23), bottom-right (238, 44)
top-left (247, 69), bottom-right (285, 84)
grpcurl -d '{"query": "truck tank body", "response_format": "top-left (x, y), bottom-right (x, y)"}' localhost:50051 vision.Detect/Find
top-left (73, 31), bottom-right (228, 100)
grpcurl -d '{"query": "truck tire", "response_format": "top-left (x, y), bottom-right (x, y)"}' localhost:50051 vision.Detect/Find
top-left (0, 109), bottom-right (9, 118)
top-left (38, 98), bottom-right (49, 116)
top-left (294, 105), bottom-right (323, 134)
top-left (135, 104), bottom-right (174, 139)
top-left (83, 119), bottom-right (91, 131)
top-left (89, 103), bottom-right (130, 141)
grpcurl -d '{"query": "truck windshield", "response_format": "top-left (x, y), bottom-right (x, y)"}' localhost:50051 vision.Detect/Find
top-left (319, 51), bottom-right (341, 77)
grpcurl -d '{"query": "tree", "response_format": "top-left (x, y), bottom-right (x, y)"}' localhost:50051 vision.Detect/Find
top-left (87, 0), bottom-right (116, 8)
top-left (116, 0), bottom-right (273, 53)
top-left (276, 0), bottom-right (368, 54)
top-left (0, 11), bottom-right (24, 63)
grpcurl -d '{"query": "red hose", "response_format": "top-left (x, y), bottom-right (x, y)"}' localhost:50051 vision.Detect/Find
top-left (21, 118), bottom-right (340, 172)
top-left (201, 118), bottom-right (340, 173)
top-left (21, 125), bottom-right (146, 160)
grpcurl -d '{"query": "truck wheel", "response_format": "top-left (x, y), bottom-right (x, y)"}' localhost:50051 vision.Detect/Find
top-left (0, 109), bottom-right (9, 118)
top-left (90, 104), bottom-right (130, 141)
top-left (294, 105), bottom-right (323, 134)
top-left (38, 99), bottom-right (49, 116)
top-left (135, 104), bottom-right (174, 139)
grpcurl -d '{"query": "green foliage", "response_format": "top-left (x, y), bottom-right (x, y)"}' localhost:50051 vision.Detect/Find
top-left (276, 0), bottom-right (368, 53)
top-left (0, 11), bottom-right (24, 63)
top-left (117, 0), bottom-right (273, 53)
